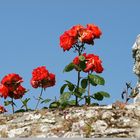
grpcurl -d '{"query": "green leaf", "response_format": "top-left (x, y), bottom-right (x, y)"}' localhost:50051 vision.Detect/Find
top-left (22, 98), bottom-right (30, 106)
top-left (63, 62), bottom-right (75, 72)
top-left (68, 84), bottom-right (75, 91)
top-left (41, 98), bottom-right (51, 104)
top-left (15, 109), bottom-right (26, 113)
top-left (78, 87), bottom-right (86, 94)
top-left (4, 101), bottom-right (12, 106)
top-left (49, 101), bottom-right (60, 108)
top-left (92, 92), bottom-right (104, 101)
top-left (88, 74), bottom-right (105, 86)
top-left (60, 102), bottom-right (69, 109)
top-left (73, 92), bottom-right (82, 98)
top-left (79, 55), bottom-right (85, 61)
top-left (95, 91), bottom-right (110, 98)
top-left (81, 78), bottom-right (88, 89)
top-left (65, 80), bottom-right (75, 91)
top-left (38, 96), bottom-right (43, 100)
top-left (60, 92), bottom-right (71, 103)
top-left (4, 100), bottom-right (17, 107)
top-left (79, 61), bottom-right (86, 70)
top-left (73, 87), bottom-right (86, 97)
top-left (68, 100), bottom-right (76, 106)
top-left (60, 84), bottom-right (68, 94)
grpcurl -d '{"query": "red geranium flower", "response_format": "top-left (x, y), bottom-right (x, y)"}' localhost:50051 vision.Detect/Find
top-left (32, 66), bottom-right (49, 81)
top-left (67, 24), bottom-right (84, 37)
top-left (60, 24), bottom-right (102, 51)
top-left (0, 73), bottom-right (27, 99)
top-left (0, 84), bottom-right (9, 99)
top-left (43, 73), bottom-right (56, 88)
top-left (87, 24), bottom-right (102, 38)
top-left (1, 73), bottom-right (23, 85)
top-left (1, 73), bottom-right (23, 92)
top-left (0, 105), bottom-right (7, 113)
top-left (84, 54), bottom-right (104, 73)
top-left (60, 32), bottom-right (76, 51)
top-left (73, 56), bottom-right (80, 65)
top-left (73, 53), bottom-right (103, 73)
top-left (73, 53), bottom-right (87, 66)
top-left (78, 28), bottom-right (94, 45)
top-left (9, 85), bottom-right (27, 99)
top-left (31, 66), bottom-right (55, 88)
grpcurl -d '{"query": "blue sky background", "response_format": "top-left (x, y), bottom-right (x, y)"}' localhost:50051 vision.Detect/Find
top-left (0, 0), bottom-right (140, 113)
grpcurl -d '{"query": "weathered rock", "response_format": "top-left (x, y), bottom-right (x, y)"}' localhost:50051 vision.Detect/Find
top-left (132, 34), bottom-right (140, 103)
top-left (0, 105), bottom-right (140, 138)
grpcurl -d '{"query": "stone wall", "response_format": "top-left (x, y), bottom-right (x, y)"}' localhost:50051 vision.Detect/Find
top-left (0, 103), bottom-right (140, 138)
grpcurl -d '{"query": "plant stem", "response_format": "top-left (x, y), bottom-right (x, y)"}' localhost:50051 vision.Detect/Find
top-left (87, 73), bottom-right (90, 97)
top-left (11, 98), bottom-right (14, 114)
top-left (76, 71), bottom-right (80, 106)
top-left (74, 43), bottom-right (84, 106)
top-left (125, 87), bottom-right (128, 104)
top-left (20, 98), bottom-right (28, 111)
top-left (35, 87), bottom-right (44, 110)
top-left (88, 82), bottom-right (91, 105)
top-left (86, 72), bottom-right (91, 105)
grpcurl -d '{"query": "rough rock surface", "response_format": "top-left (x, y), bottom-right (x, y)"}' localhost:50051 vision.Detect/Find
top-left (0, 104), bottom-right (140, 138)
top-left (132, 34), bottom-right (140, 102)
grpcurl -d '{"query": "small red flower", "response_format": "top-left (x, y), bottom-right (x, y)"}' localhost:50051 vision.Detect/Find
top-left (30, 80), bottom-right (40, 88)
top-left (10, 85), bottom-right (26, 99)
top-left (31, 66), bottom-right (56, 89)
top-left (73, 53), bottom-right (103, 73)
top-left (67, 24), bottom-right (84, 37)
top-left (0, 73), bottom-right (27, 99)
top-left (73, 56), bottom-right (80, 65)
top-left (1, 73), bottom-right (23, 92)
top-left (32, 66), bottom-right (49, 81)
top-left (78, 28), bottom-right (94, 45)
top-left (43, 73), bottom-right (56, 88)
top-left (59, 24), bottom-right (102, 52)
top-left (73, 53), bottom-right (87, 66)
top-left (60, 32), bottom-right (76, 51)
top-left (0, 105), bottom-right (7, 113)
top-left (0, 84), bottom-right (9, 99)
top-left (84, 54), bottom-right (104, 73)
top-left (87, 24), bottom-right (102, 38)
top-left (1, 73), bottom-right (23, 85)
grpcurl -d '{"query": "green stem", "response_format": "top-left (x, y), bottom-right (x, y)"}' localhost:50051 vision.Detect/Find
top-left (11, 98), bottom-right (14, 114)
top-left (76, 71), bottom-right (80, 106)
top-left (88, 73), bottom-right (90, 97)
top-left (86, 72), bottom-right (91, 105)
top-left (125, 87), bottom-right (128, 104)
top-left (35, 87), bottom-right (44, 110)
top-left (75, 43), bottom-right (84, 106)
top-left (20, 98), bottom-right (28, 111)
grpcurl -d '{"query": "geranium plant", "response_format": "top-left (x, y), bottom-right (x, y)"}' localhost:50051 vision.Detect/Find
top-left (59, 23), bottom-right (110, 106)
top-left (0, 73), bottom-right (27, 113)
top-left (31, 66), bottom-right (55, 110)
top-left (0, 23), bottom-right (110, 113)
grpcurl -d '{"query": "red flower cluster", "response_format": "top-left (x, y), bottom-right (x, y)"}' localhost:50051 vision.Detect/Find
top-left (31, 66), bottom-right (55, 88)
top-left (0, 105), bottom-right (7, 113)
top-left (60, 24), bottom-right (102, 51)
top-left (0, 73), bottom-right (26, 99)
top-left (73, 53), bottom-right (104, 73)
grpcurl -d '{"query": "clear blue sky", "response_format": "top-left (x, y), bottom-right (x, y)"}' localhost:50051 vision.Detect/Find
top-left (0, 0), bottom-right (140, 112)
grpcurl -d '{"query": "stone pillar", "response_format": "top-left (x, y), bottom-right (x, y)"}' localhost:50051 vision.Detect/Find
top-left (132, 34), bottom-right (140, 103)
